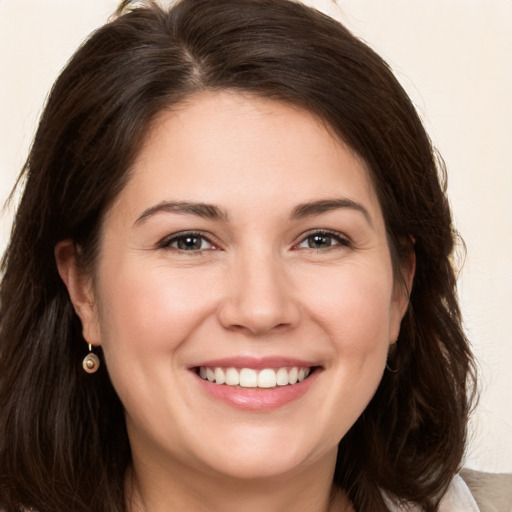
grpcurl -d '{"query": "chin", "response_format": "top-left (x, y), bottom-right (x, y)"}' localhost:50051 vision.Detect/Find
top-left (188, 426), bottom-right (334, 482)
top-left (203, 452), bottom-right (315, 482)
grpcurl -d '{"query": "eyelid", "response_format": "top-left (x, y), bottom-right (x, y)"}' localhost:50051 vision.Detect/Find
top-left (157, 228), bottom-right (351, 252)
top-left (158, 230), bottom-right (219, 251)
top-left (293, 229), bottom-right (352, 250)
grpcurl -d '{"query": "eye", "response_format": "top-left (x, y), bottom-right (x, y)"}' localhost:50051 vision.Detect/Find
top-left (296, 230), bottom-right (350, 250)
top-left (159, 232), bottom-right (216, 252)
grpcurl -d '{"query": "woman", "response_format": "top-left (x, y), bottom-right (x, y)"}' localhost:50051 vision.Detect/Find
top-left (0, 0), bottom-right (478, 510)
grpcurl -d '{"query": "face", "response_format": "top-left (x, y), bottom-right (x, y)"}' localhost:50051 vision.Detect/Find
top-left (72, 91), bottom-right (410, 482)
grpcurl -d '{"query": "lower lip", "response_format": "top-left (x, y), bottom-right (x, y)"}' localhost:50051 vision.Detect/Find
top-left (194, 369), bottom-right (320, 411)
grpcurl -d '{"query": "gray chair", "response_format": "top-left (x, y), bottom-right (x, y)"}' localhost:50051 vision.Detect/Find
top-left (461, 468), bottom-right (512, 512)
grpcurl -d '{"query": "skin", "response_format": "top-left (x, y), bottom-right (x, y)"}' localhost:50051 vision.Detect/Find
top-left (56, 91), bottom-right (413, 512)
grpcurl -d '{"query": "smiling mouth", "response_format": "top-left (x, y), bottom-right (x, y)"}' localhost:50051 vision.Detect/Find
top-left (196, 366), bottom-right (315, 389)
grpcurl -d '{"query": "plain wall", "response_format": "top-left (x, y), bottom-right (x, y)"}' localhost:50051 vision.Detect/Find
top-left (1, 0), bottom-right (511, 473)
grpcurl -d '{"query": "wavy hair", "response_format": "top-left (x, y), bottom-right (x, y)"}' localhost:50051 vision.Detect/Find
top-left (0, 1), bottom-right (476, 510)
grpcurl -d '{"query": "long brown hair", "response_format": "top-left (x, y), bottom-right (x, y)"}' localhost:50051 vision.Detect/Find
top-left (0, 1), bottom-right (476, 510)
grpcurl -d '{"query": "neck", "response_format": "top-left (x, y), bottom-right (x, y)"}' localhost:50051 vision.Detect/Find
top-left (125, 450), bottom-right (353, 512)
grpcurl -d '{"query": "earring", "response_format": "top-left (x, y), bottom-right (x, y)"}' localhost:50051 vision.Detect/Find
top-left (82, 343), bottom-right (100, 374)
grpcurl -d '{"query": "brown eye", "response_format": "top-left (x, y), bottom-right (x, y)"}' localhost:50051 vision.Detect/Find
top-left (176, 235), bottom-right (204, 251)
top-left (296, 230), bottom-right (350, 250)
top-left (306, 234), bottom-right (333, 249)
top-left (161, 232), bottom-right (216, 252)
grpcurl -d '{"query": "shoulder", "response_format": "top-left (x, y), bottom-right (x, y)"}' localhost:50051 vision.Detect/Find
top-left (460, 468), bottom-right (512, 512)
top-left (385, 470), bottom-right (502, 512)
top-left (384, 470), bottom-right (512, 512)
top-left (437, 474), bottom-right (480, 511)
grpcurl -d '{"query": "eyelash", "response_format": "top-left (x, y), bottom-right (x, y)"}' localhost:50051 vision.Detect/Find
top-left (157, 229), bottom-right (351, 254)
top-left (158, 231), bottom-right (217, 253)
top-left (294, 230), bottom-right (351, 251)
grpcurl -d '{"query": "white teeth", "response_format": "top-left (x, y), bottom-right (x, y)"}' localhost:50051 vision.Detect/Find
top-left (225, 367), bottom-right (240, 385)
top-left (288, 367), bottom-right (298, 385)
top-left (239, 368), bottom-right (258, 388)
top-left (258, 369), bottom-right (277, 388)
top-left (198, 366), bottom-right (313, 388)
top-left (214, 367), bottom-right (225, 385)
top-left (276, 367), bottom-right (289, 386)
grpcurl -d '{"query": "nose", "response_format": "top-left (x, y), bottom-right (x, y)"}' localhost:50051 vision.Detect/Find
top-left (217, 250), bottom-right (300, 336)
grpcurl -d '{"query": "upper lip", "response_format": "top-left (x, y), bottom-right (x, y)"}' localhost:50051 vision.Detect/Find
top-left (190, 356), bottom-right (319, 370)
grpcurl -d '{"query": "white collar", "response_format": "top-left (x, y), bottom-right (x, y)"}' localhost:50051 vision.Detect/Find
top-left (384, 474), bottom-right (480, 511)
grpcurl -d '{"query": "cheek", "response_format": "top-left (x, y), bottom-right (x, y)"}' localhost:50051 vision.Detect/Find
top-left (300, 265), bottom-right (394, 434)
top-left (300, 262), bottom-right (396, 354)
top-left (95, 261), bottom-right (220, 364)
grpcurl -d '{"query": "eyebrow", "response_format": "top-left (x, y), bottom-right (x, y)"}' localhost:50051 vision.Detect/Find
top-left (134, 201), bottom-right (229, 226)
top-left (291, 198), bottom-right (373, 226)
top-left (134, 197), bottom-right (372, 227)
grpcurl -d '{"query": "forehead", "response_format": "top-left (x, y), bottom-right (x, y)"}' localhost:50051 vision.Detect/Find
top-left (108, 90), bottom-right (381, 225)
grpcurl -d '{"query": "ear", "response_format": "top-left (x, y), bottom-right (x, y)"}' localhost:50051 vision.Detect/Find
top-left (389, 246), bottom-right (416, 343)
top-left (55, 240), bottom-right (101, 346)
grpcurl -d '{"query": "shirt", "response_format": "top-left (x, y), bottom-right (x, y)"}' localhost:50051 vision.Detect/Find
top-left (386, 475), bottom-right (480, 511)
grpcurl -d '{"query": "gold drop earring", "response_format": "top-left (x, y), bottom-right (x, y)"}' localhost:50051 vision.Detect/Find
top-left (82, 343), bottom-right (100, 374)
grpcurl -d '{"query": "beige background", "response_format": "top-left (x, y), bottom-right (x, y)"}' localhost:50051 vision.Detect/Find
top-left (1, 0), bottom-right (511, 472)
